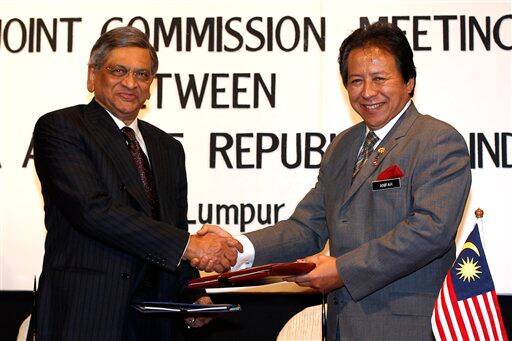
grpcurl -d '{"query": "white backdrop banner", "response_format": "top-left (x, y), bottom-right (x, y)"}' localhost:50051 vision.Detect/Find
top-left (1, 0), bottom-right (511, 294)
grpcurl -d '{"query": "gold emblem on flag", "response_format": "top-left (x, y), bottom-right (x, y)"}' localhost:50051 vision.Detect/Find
top-left (456, 257), bottom-right (482, 282)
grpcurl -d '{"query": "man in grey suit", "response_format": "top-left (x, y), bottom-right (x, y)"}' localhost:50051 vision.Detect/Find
top-left (33, 26), bottom-right (241, 340)
top-left (195, 22), bottom-right (471, 340)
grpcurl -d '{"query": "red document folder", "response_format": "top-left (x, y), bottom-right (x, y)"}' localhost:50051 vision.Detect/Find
top-left (187, 262), bottom-right (316, 289)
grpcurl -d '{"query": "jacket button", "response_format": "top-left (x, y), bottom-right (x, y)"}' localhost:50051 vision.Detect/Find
top-left (332, 297), bottom-right (338, 305)
top-left (121, 273), bottom-right (131, 280)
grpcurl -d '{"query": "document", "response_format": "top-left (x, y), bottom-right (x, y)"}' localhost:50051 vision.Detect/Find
top-left (132, 301), bottom-right (241, 315)
top-left (187, 262), bottom-right (316, 289)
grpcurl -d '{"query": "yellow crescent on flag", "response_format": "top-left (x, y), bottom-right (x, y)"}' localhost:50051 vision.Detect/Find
top-left (461, 242), bottom-right (480, 257)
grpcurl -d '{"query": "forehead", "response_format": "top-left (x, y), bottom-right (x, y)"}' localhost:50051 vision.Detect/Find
top-left (104, 46), bottom-right (152, 68)
top-left (347, 46), bottom-right (399, 74)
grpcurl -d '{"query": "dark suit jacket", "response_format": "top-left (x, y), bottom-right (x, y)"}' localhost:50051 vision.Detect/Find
top-left (247, 103), bottom-right (472, 340)
top-left (33, 99), bottom-right (197, 340)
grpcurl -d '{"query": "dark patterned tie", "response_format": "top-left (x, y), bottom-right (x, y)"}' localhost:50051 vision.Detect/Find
top-left (353, 131), bottom-right (379, 178)
top-left (121, 127), bottom-right (159, 219)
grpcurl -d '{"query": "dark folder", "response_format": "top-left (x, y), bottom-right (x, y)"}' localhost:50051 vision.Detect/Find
top-left (187, 262), bottom-right (316, 289)
top-left (132, 301), bottom-right (241, 315)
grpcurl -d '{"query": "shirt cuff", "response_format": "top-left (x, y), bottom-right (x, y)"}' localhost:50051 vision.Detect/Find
top-left (232, 234), bottom-right (255, 270)
top-left (178, 233), bottom-right (191, 267)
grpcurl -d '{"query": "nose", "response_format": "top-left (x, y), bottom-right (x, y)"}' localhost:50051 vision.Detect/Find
top-left (361, 81), bottom-right (377, 99)
top-left (120, 72), bottom-right (137, 89)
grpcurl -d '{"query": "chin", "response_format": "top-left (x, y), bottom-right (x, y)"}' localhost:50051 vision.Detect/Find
top-left (366, 120), bottom-right (386, 130)
top-left (117, 105), bottom-right (140, 115)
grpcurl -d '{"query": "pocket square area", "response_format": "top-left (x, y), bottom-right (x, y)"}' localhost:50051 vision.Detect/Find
top-left (376, 164), bottom-right (404, 180)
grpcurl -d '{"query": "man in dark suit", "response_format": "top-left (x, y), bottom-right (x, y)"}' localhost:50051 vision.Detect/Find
top-left (196, 22), bottom-right (472, 340)
top-left (33, 26), bottom-right (242, 340)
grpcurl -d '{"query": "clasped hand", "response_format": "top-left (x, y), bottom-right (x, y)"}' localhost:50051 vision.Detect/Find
top-left (183, 224), bottom-right (243, 273)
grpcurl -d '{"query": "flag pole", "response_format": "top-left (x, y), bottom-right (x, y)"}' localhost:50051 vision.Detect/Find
top-left (475, 208), bottom-right (484, 249)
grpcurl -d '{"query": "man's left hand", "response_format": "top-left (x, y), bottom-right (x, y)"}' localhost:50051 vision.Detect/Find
top-left (285, 255), bottom-right (344, 293)
top-left (184, 296), bottom-right (213, 328)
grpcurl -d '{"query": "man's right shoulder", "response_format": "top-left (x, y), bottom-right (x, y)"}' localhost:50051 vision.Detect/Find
top-left (319, 122), bottom-right (364, 167)
top-left (39, 104), bottom-right (86, 121)
top-left (335, 122), bottom-right (364, 143)
top-left (35, 104), bottom-right (88, 130)
top-left (326, 122), bottom-right (364, 151)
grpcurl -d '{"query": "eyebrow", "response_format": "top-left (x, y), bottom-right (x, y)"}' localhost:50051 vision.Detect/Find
top-left (348, 71), bottom-right (390, 78)
top-left (109, 63), bottom-right (151, 71)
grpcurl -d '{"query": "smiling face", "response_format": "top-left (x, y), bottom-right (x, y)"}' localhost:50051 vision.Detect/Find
top-left (87, 46), bottom-right (154, 125)
top-left (346, 46), bottom-right (414, 130)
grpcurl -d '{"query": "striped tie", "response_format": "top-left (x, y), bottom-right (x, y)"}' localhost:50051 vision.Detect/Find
top-left (121, 126), bottom-right (160, 219)
top-left (353, 131), bottom-right (379, 177)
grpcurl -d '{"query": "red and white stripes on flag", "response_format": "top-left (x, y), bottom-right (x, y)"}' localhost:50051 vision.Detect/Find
top-left (432, 272), bottom-right (508, 341)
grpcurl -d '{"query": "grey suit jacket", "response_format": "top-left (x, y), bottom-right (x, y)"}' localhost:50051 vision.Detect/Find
top-left (247, 103), bottom-right (471, 340)
top-left (33, 99), bottom-right (197, 340)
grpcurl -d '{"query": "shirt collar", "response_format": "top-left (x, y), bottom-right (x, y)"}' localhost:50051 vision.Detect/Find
top-left (104, 109), bottom-right (149, 162)
top-left (106, 110), bottom-right (141, 136)
top-left (367, 99), bottom-right (412, 141)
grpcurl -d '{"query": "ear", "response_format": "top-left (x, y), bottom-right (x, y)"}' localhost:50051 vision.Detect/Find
top-left (87, 66), bottom-right (96, 93)
top-left (406, 77), bottom-right (415, 95)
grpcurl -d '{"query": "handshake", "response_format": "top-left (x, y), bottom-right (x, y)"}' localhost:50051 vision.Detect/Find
top-left (183, 224), bottom-right (242, 273)
top-left (182, 224), bottom-right (345, 293)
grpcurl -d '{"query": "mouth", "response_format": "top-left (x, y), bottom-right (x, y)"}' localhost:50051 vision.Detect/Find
top-left (118, 93), bottom-right (138, 101)
top-left (362, 102), bottom-right (384, 110)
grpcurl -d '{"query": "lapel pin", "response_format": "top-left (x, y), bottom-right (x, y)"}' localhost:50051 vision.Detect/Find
top-left (372, 147), bottom-right (386, 166)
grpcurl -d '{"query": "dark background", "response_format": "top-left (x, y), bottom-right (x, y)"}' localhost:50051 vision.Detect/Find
top-left (1, 291), bottom-right (509, 340)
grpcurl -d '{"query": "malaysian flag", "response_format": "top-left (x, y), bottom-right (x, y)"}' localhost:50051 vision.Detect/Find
top-left (432, 223), bottom-right (508, 340)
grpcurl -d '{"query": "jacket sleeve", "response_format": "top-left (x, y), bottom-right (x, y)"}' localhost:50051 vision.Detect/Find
top-left (245, 132), bottom-right (347, 265)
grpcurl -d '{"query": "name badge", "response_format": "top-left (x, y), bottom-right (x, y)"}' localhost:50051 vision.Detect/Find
top-left (372, 178), bottom-right (401, 191)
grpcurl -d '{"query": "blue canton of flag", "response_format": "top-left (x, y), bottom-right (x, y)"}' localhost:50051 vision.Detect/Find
top-left (450, 226), bottom-right (494, 300)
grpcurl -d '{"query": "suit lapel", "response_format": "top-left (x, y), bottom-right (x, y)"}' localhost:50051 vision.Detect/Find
top-left (339, 103), bottom-right (420, 208)
top-left (333, 124), bottom-right (365, 205)
top-left (81, 99), bottom-right (152, 216)
top-left (139, 121), bottom-right (173, 222)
